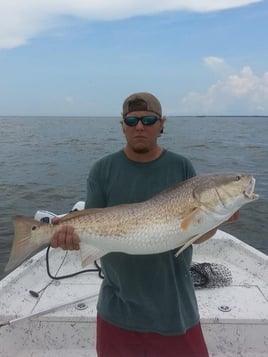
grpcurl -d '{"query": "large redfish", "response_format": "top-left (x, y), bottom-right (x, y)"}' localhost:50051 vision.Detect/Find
top-left (6, 173), bottom-right (259, 271)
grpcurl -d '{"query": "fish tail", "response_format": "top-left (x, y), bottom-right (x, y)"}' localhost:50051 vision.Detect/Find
top-left (5, 216), bottom-right (47, 272)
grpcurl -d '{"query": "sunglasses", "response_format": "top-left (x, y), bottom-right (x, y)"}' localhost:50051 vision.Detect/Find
top-left (123, 115), bottom-right (160, 127)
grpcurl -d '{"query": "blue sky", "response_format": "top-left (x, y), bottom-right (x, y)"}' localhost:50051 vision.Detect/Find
top-left (0, 0), bottom-right (267, 116)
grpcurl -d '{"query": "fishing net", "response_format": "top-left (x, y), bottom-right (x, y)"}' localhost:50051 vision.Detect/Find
top-left (190, 262), bottom-right (232, 289)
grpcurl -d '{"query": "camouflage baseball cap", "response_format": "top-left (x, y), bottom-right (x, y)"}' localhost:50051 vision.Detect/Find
top-left (122, 92), bottom-right (162, 117)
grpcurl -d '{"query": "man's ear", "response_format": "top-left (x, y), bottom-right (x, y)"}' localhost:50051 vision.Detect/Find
top-left (160, 116), bottom-right (166, 134)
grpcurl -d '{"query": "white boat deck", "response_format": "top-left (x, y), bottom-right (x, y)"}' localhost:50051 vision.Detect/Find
top-left (193, 232), bottom-right (268, 356)
top-left (0, 230), bottom-right (267, 356)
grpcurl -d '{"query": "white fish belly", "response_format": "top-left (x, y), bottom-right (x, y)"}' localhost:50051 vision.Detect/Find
top-left (79, 220), bottom-right (192, 255)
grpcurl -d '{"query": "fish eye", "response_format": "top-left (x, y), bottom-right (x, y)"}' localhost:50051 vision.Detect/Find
top-left (236, 175), bottom-right (241, 181)
top-left (32, 226), bottom-right (37, 231)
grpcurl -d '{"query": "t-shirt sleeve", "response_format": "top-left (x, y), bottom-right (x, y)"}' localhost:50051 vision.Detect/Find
top-left (184, 158), bottom-right (197, 179)
top-left (85, 162), bottom-right (106, 209)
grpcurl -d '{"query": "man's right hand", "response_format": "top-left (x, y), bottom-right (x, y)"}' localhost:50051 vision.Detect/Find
top-left (50, 217), bottom-right (80, 250)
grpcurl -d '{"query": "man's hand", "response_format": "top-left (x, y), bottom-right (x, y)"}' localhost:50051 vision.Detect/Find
top-left (50, 217), bottom-right (80, 250)
top-left (224, 210), bottom-right (240, 223)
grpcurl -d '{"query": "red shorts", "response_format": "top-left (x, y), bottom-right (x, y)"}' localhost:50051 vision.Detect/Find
top-left (96, 314), bottom-right (209, 357)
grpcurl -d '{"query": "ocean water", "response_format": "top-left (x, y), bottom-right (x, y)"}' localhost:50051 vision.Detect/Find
top-left (0, 116), bottom-right (267, 279)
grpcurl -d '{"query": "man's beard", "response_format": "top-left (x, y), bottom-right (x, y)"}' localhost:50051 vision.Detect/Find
top-left (132, 146), bottom-right (150, 154)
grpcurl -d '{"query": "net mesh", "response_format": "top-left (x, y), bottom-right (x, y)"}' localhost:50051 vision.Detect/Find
top-left (190, 262), bottom-right (232, 289)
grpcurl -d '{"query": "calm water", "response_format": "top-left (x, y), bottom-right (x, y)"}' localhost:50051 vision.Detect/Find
top-left (0, 116), bottom-right (267, 279)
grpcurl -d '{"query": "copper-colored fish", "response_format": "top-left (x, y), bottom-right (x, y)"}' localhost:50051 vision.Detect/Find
top-left (6, 173), bottom-right (259, 271)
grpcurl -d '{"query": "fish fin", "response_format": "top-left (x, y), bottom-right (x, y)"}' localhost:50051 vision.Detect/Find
top-left (5, 216), bottom-right (46, 272)
top-left (59, 208), bottom-right (103, 222)
top-left (59, 203), bottom-right (136, 222)
top-left (80, 243), bottom-right (106, 268)
top-left (180, 207), bottom-right (202, 230)
top-left (175, 233), bottom-right (204, 257)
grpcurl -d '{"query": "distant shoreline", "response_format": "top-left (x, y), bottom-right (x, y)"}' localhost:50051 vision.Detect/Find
top-left (0, 115), bottom-right (268, 119)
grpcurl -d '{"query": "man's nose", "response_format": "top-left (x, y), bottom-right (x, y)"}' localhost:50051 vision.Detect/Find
top-left (135, 120), bottom-right (145, 130)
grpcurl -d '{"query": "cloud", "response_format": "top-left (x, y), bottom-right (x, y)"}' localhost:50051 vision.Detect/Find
top-left (0, 0), bottom-right (262, 49)
top-left (180, 60), bottom-right (268, 115)
top-left (203, 56), bottom-right (224, 68)
top-left (203, 56), bottom-right (233, 76)
top-left (204, 56), bottom-right (224, 65)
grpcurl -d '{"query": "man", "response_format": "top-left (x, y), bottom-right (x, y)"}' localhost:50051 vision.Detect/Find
top-left (51, 92), bottom-right (238, 356)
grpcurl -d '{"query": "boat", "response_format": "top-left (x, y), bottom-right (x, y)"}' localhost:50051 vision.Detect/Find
top-left (0, 203), bottom-right (267, 357)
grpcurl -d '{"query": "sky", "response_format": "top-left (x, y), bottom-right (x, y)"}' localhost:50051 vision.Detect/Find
top-left (0, 0), bottom-right (267, 116)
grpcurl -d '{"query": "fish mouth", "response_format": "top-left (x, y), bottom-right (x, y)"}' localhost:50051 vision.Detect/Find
top-left (243, 177), bottom-right (259, 200)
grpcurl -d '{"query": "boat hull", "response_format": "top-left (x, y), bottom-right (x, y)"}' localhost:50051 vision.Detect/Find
top-left (1, 230), bottom-right (268, 356)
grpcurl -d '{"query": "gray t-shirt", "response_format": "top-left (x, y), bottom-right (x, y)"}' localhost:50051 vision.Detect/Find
top-left (85, 149), bottom-right (200, 335)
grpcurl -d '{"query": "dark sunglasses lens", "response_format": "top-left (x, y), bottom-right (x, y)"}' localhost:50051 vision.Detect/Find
top-left (142, 116), bottom-right (158, 125)
top-left (124, 117), bottom-right (138, 126)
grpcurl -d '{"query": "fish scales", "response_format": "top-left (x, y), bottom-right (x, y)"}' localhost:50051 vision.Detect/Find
top-left (5, 173), bottom-right (259, 271)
